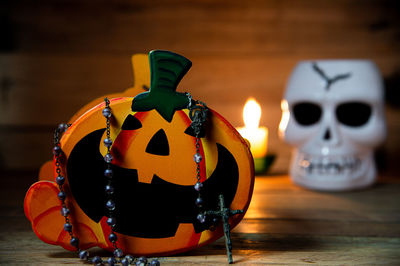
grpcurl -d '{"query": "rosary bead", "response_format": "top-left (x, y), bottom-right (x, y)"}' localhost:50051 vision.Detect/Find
top-left (53, 146), bottom-right (62, 156)
top-left (195, 197), bottom-right (204, 207)
top-left (57, 191), bottom-right (66, 201)
top-left (113, 248), bottom-right (123, 258)
top-left (151, 259), bottom-right (161, 266)
top-left (121, 255), bottom-right (133, 266)
top-left (61, 207), bottom-right (70, 217)
top-left (107, 217), bottom-right (116, 226)
top-left (107, 257), bottom-right (117, 266)
top-left (193, 153), bottom-right (203, 163)
top-left (208, 217), bottom-right (219, 231)
top-left (79, 250), bottom-right (89, 260)
top-left (104, 153), bottom-right (113, 163)
top-left (121, 258), bottom-right (128, 266)
top-left (106, 200), bottom-right (116, 211)
top-left (103, 107), bottom-right (112, 118)
top-left (108, 233), bottom-right (118, 242)
top-left (194, 182), bottom-right (203, 192)
top-left (197, 213), bottom-right (206, 223)
top-left (104, 168), bottom-right (113, 178)
top-left (124, 255), bottom-right (134, 263)
top-left (121, 258), bottom-right (129, 266)
top-left (64, 223), bottom-right (72, 232)
top-left (56, 175), bottom-right (65, 185)
top-left (104, 137), bottom-right (113, 147)
top-left (58, 123), bottom-right (69, 132)
top-left (138, 256), bottom-right (148, 263)
top-left (92, 256), bottom-right (102, 264)
top-left (70, 237), bottom-right (79, 247)
top-left (105, 185), bottom-right (114, 195)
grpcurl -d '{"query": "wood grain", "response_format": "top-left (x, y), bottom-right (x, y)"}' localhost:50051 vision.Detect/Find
top-left (1, 0), bottom-right (400, 174)
top-left (4, 0), bottom-right (400, 56)
top-left (1, 173), bottom-right (399, 265)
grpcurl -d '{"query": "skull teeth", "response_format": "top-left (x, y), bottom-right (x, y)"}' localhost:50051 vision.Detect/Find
top-left (298, 155), bottom-right (361, 175)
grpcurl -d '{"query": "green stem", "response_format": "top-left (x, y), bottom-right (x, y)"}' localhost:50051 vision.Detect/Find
top-left (131, 50), bottom-right (192, 122)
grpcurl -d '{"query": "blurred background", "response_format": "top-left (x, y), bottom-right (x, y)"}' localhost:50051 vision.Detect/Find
top-left (1, 0), bottom-right (399, 175)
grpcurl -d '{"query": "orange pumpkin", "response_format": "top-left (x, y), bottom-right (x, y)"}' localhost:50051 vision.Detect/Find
top-left (25, 50), bottom-right (254, 256)
top-left (38, 53), bottom-right (150, 181)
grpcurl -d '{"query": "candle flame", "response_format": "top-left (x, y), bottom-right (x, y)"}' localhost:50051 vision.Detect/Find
top-left (278, 100), bottom-right (290, 137)
top-left (243, 98), bottom-right (261, 129)
top-left (237, 98), bottom-right (268, 159)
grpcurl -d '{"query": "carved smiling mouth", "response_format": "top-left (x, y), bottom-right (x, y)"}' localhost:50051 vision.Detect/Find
top-left (67, 129), bottom-right (239, 238)
top-left (297, 152), bottom-right (362, 176)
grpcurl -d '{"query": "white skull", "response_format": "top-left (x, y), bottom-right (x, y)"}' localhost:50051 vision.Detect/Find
top-left (279, 60), bottom-right (386, 191)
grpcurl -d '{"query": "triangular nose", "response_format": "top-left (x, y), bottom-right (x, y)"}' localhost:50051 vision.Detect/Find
top-left (145, 129), bottom-right (170, 156)
top-left (323, 129), bottom-right (331, 140)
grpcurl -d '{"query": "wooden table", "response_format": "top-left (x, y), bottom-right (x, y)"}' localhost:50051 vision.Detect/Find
top-left (1, 172), bottom-right (399, 265)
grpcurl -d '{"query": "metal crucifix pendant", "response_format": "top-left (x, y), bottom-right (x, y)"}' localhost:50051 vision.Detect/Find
top-left (205, 194), bottom-right (244, 264)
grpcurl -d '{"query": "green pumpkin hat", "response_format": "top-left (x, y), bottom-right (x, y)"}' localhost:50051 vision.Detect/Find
top-left (131, 50), bottom-right (192, 122)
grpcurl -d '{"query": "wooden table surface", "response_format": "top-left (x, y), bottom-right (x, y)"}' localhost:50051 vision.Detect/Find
top-left (0, 172), bottom-right (399, 265)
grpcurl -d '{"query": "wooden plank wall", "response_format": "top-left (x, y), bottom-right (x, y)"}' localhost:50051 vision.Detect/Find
top-left (1, 0), bottom-right (400, 174)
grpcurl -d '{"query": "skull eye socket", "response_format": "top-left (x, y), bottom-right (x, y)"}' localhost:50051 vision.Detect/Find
top-left (336, 102), bottom-right (371, 127)
top-left (293, 102), bottom-right (322, 126)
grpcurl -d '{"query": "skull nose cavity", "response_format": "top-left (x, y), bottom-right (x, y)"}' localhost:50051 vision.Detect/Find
top-left (323, 129), bottom-right (331, 141)
top-left (145, 129), bottom-right (170, 156)
top-left (321, 127), bottom-right (340, 146)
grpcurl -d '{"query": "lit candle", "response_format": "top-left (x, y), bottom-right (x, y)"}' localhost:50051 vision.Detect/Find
top-left (237, 98), bottom-right (268, 173)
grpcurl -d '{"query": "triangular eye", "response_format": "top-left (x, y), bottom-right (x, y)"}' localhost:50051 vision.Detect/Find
top-left (122, 115), bottom-right (142, 130)
top-left (146, 129), bottom-right (169, 156)
top-left (184, 125), bottom-right (206, 138)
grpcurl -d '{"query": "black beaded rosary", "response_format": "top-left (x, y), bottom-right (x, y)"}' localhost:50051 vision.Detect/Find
top-left (186, 92), bottom-right (209, 223)
top-left (53, 94), bottom-right (238, 265)
top-left (50, 49), bottom-right (245, 265)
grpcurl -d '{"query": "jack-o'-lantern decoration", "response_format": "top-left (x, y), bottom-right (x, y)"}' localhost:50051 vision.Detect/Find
top-left (38, 53), bottom-right (150, 181)
top-left (24, 50), bottom-right (255, 257)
